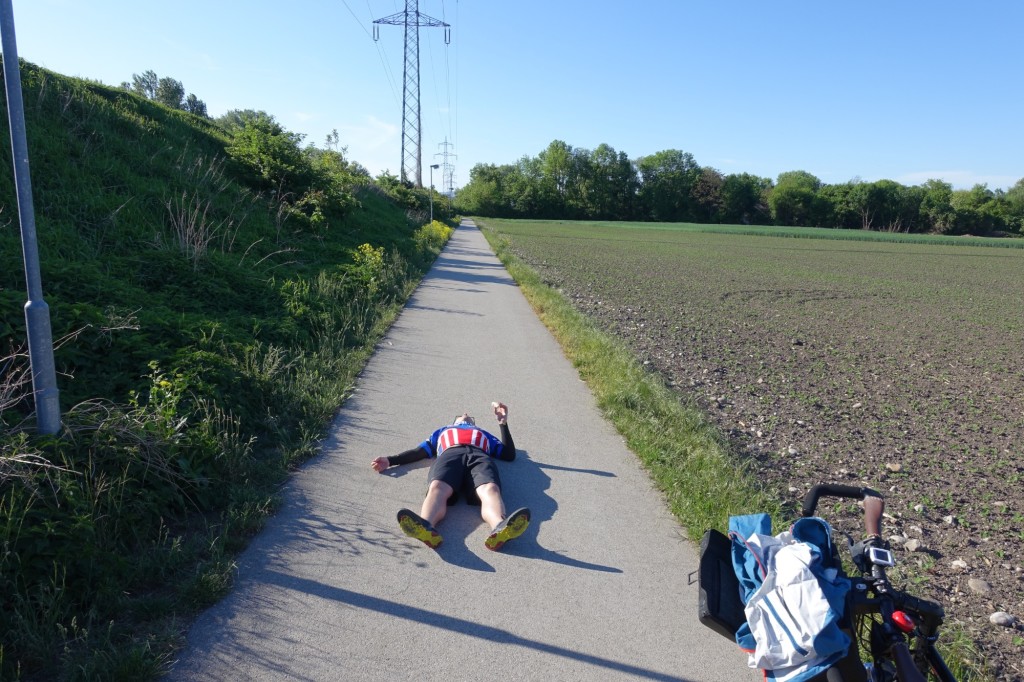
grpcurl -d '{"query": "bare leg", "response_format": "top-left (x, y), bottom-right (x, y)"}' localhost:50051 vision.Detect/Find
top-left (421, 480), bottom-right (454, 526)
top-left (475, 482), bottom-right (506, 529)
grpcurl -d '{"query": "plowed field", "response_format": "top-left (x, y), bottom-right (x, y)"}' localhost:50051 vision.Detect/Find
top-left (483, 219), bottom-right (1024, 681)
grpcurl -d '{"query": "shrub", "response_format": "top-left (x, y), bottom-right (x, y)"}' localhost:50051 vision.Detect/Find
top-left (414, 220), bottom-right (454, 257)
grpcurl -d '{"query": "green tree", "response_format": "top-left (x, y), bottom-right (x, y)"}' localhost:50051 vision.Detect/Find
top-left (918, 179), bottom-right (955, 233)
top-left (183, 93), bottom-right (208, 117)
top-left (217, 109), bottom-right (265, 133)
top-left (127, 70), bottom-right (205, 114)
top-left (768, 171), bottom-right (824, 226)
top-left (720, 173), bottom-right (772, 225)
top-left (536, 140), bottom-right (576, 217)
top-left (508, 155), bottom-right (559, 218)
top-left (692, 167), bottom-right (725, 222)
top-left (225, 113), bottom-right (309, 196)
top-left (950, 184), bottom-right (1007, 235)
top-left (1003, 178), bottom-right (1024, 233)
top-left (586, 143), bottom-right (637, 220)
top-left (565, 147), bottom-right (596, 219)
top-left (818, 181), bottom-right (859, 229)
top-left (455, 163), bottom-right (509, 217)
top-left (376, 171), bottom-right (423, 212)
top-left (315, 130), bottom-right (370, 182)
top-left (846, 179), bottom-right (919, 232)
top-left (538, 141), bottom-right (573, 197)
top-left (130, 69), bottom-right (158, 99)
top-left (302, 142), bottom-right (362, 223)
top-left (636, 149), bottom-right (700, 222)
top-left (155, 77), bottom-right (185, 109)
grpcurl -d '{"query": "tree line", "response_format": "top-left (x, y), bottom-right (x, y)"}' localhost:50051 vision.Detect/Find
top-left (121, 69), bottom-right (209, 117)
top-left (455, 140), bottom-right (1024, 236)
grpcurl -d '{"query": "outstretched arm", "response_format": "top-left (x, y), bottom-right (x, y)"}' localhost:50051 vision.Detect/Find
top-left (371, 447), bottom-right (428, 473)
top-left (492, 402), bottom-right (517, 461)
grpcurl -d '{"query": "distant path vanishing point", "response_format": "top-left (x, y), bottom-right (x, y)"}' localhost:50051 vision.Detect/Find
top-left (167, 220), bottom-right (754, 681)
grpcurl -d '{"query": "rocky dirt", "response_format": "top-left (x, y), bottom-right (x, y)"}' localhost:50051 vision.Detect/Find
top-left (505, 234), bottom-right (1024, 681)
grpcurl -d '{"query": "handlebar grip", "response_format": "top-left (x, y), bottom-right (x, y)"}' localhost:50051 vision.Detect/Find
top-left (862, 494), bottom-right (884, 538)
top-left (802, 483), bottom-right (885, 536)
top-left (891, 641), bottom-right (928, 682)
top-left (893, 592), bottom-right (945, 636)
top-left (801, 484), bottom-right (877, 517)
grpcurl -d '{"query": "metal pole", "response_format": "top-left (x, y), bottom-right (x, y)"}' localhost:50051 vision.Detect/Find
top-left (1, 0), bottom-right (61, 435)
top-left (372, 1), bottom-right (448, 188)
top-left (412, 0), bottom-right (422, 187)
top-left (429, 163), bottom-right (439, 223)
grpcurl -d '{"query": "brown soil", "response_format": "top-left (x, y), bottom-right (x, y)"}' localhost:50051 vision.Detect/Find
top-left (513, 245), bottom-right (1024, 681)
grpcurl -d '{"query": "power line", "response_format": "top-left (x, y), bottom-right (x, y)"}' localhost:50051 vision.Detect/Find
top-left (423, 18), bottom-right (444, 142)
top-left (436, 0), bottom-right (457, 191)
top-left (435, 137), bottom-right (457, 201)
top-left (373, 0), bottom-right (450, 187)
top-left (453, 0), bottom-right (459, 189)
top-left (348, 0), bottom-right (401, 108)
top-left (440, 0), bottom-right (454, 146)
top-left (343, 0), bottom-right (375, 40)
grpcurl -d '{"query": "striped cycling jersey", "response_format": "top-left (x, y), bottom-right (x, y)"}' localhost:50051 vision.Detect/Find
top-left (420, 423), bottom-right (504, 459)
top-left (438, 426), bottom-right (490, 453)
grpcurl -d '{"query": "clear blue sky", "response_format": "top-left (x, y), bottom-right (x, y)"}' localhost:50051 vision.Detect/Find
top-left (7, 0), bottom-right (1022, 191)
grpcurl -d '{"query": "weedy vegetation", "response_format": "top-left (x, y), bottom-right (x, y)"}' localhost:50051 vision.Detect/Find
top-left (0, 60), bottom-right (453, 679)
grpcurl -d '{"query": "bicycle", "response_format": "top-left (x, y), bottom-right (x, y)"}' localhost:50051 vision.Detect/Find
top-left (697, 483), bottom-right (958, 682)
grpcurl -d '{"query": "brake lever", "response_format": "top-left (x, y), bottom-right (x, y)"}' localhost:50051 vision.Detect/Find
top-left (849, 535), bottom-right (871, 574)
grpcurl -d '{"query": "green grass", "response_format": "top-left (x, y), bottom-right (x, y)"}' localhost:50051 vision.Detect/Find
top-left (0, 61), bottom-right (454, 679)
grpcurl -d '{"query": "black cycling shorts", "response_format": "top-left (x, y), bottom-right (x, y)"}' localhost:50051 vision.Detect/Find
top-left (428, 445), bottom-right (501, 505)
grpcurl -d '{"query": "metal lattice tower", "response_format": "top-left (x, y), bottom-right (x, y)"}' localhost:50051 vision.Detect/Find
top-left (373, 1), bottom-right (449, 188)
top-left (436, 137), bottom-right (457, 198)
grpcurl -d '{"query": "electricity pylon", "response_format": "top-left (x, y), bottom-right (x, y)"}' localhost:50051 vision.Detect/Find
top-left (373, 1), bottom-right (449, 188)
top-left (435, 137), bottom-right (457, 200)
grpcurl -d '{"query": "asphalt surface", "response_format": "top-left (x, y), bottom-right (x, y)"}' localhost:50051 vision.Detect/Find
top-left (167, 220), bottom-right (755, 681)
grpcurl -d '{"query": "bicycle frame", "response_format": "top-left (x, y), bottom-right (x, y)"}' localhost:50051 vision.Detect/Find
top-left (803, 485), bottom-right (957, 682)
top-left (696, 483), bottom-right (959, 681)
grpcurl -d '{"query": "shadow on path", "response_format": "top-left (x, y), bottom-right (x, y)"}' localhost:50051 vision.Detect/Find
top-left (480, 449), bottom-right (623, 573)
top-left (375, 448), bottom-right (623, 574)
top-left (262, 568), bottom-right (698, 682)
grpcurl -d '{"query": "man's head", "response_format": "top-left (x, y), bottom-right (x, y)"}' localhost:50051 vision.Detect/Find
top-left (452, 412), bottom-right (475, 426)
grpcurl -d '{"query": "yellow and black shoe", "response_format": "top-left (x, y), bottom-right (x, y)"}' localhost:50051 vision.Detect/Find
top-left (484, 507), bottom-right (531, 551)
top-left (397, 508), bottom-right (443, 549)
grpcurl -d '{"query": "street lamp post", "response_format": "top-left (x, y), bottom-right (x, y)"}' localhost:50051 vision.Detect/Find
top-left (429, 163), bottom-right (439, 223)
top-left (2, 0), bottom-right (61, 435)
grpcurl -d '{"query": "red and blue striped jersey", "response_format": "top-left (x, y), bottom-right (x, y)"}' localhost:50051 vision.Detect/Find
top-left (419, 423), bottom-right (504, 459)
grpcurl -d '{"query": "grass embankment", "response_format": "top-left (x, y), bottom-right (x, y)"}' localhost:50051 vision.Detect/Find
top-left (478, 222), bottom-right (781, 540)
top-left (0, 61), bottom-right (452, 679)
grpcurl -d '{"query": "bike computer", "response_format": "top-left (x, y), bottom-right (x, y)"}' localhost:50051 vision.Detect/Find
top-left (868, 546), bottom-right (896, 567)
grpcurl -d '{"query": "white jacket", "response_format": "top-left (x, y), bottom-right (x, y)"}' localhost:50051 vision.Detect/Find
top-left (745, 539), bottom-right (840, 668)
top-left (734, 522), bottom-right (851, 682)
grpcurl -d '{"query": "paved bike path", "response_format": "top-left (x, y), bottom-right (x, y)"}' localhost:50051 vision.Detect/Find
top-left (168, 221), bottom-right (754, 681)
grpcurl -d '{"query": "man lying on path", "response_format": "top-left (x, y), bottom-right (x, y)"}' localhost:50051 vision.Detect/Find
top-left (371, 401), bottom-right (531, 551)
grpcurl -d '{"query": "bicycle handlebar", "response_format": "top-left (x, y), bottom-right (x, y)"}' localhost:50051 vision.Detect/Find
top-left (801, 483), bottom-right (884, 537)
top-left (892, 641), bottom-right (928, 682)
top-left (797, 484), bottom-right (953, 680)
